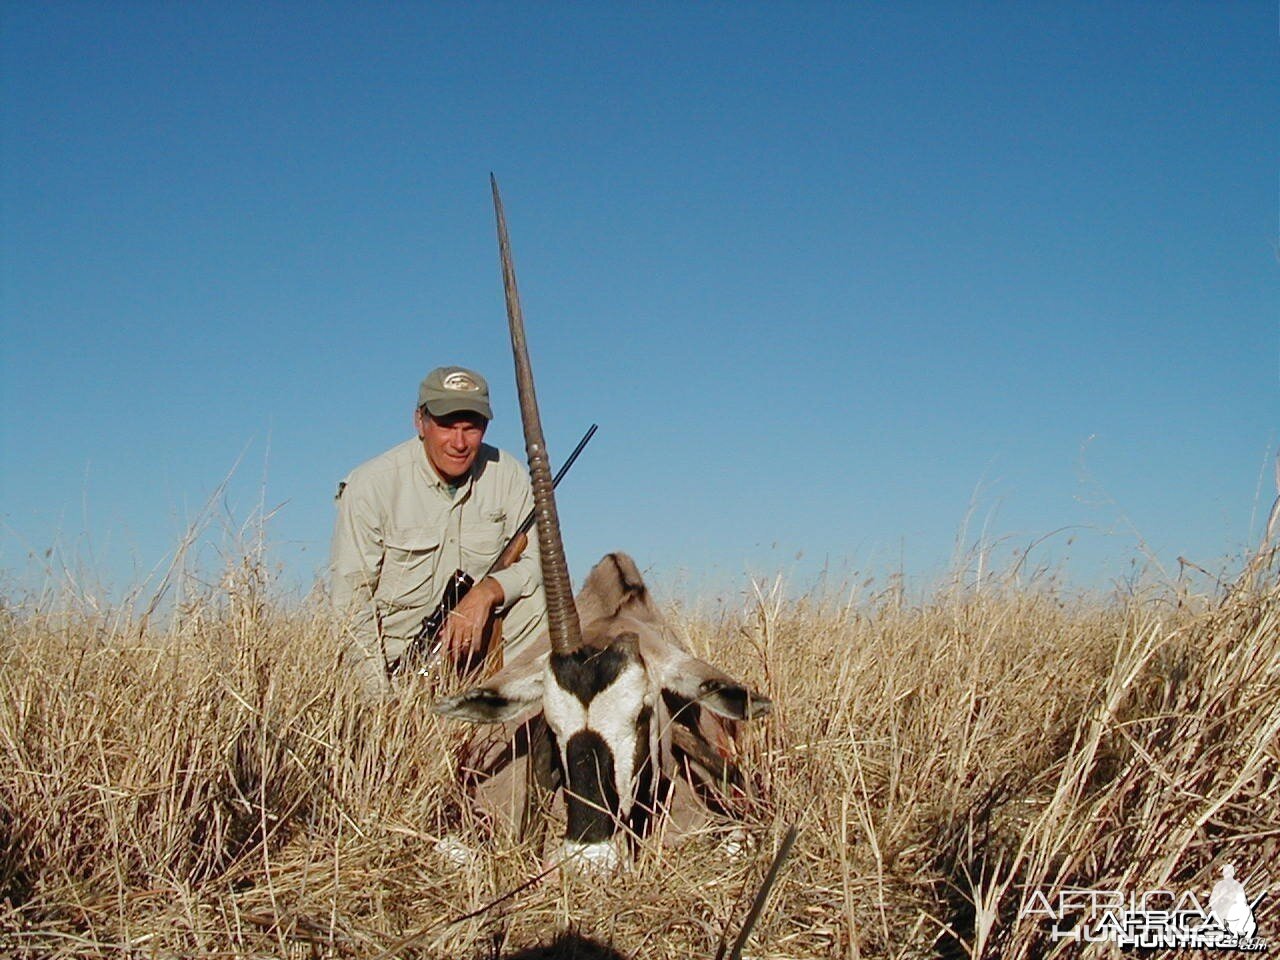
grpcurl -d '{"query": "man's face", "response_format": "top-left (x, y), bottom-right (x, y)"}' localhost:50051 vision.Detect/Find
top-left (417, 409), bottom-right (488, 483)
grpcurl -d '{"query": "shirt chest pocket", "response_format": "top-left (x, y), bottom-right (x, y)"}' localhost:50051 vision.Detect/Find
top-left (380, 526), bottom-right (442, 602)
top-left (461, 509), bottom-right (506, 562)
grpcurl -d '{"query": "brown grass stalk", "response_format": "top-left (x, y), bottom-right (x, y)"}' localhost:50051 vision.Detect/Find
top-left (1, 553), bottom-right (1276, 958)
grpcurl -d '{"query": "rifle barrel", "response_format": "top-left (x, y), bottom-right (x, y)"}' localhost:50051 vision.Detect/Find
top-left (490, 422), bottom-right (598, 572)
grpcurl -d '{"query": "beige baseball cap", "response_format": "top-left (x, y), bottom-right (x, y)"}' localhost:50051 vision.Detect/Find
top-left (418, 366), bottom-right (493, 420)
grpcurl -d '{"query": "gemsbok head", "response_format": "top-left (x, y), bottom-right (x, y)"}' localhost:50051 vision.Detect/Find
top-left (432, 178), bottom-right (772, 871)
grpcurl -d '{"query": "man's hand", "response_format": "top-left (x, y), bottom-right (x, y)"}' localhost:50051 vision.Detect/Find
top-left (440, 576), bottom-right (505, 665)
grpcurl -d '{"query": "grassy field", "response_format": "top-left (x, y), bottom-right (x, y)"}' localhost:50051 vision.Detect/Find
top-left (1, 552), bottom-right (1276, 958)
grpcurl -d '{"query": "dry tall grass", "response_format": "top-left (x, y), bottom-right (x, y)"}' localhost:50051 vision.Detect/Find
top-left (1, 552), bottom-right (1276, 958)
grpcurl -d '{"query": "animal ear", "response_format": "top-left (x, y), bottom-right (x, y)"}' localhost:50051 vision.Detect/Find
top-left (432, 670), bottom-right (545, 724)
top-left (644, 640), bottom-right (772, 721)
top-left (688, 675), bottom-right (773, 721)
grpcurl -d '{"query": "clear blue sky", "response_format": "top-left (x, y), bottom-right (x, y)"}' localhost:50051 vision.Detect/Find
top-left (1, 2), bottom-right (1275, 604)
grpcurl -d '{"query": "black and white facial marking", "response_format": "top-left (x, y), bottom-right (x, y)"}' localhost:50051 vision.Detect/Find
top-left (432, 552), bottom-right (773, 873)
top-left (541, 632), bottom-right (650, 865)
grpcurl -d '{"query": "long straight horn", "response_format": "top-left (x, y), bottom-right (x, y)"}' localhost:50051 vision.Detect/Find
top-left (491, 174), bottom-right (582, 655)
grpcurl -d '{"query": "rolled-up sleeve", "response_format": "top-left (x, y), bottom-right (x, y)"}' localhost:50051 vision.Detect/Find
top-left (330, 476), bottom-right (388, 694)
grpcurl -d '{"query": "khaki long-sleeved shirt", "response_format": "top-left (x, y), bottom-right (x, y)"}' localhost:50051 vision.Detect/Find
top-left (330, 438), bottom-right (546, 694)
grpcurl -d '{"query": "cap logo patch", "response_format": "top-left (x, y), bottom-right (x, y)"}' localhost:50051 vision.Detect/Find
top-left (443, 372), bottom-right (480, 392)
